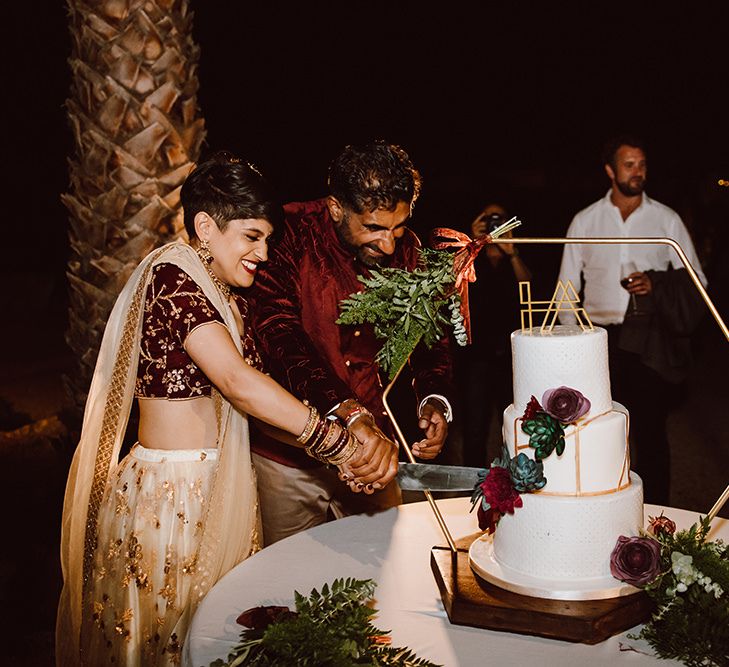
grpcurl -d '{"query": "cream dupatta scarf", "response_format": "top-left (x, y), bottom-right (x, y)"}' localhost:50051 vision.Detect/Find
top-left (56, 242), bottom-right (259, 665)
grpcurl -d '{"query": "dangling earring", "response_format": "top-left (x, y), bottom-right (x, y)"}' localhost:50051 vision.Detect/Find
top-left (197, 239), bottom-right (214, 265)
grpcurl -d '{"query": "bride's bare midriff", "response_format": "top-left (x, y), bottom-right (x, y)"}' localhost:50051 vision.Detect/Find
top-left (137, 396), bottom-right (219, 450)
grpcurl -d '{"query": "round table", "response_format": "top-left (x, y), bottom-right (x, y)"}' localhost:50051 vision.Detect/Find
top-left (184, 497), bottom-right (727, 666)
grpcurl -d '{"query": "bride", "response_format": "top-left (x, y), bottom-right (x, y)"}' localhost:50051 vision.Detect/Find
top-left (56, 151), bottom-right (398, 666)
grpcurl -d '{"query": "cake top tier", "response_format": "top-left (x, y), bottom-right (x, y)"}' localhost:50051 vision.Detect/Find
top-left (510, 325), bottom-right (612, 416)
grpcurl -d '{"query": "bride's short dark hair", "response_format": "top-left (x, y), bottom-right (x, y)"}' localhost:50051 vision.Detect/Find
top-left (181, 151), bottom-right (282, 239)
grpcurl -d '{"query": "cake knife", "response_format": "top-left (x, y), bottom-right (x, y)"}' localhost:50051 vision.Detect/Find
top-left (396, 462), bottom-right (483, 492)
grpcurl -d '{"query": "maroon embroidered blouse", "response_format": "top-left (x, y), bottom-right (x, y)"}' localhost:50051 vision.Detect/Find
top-left (135, 263), bottom-right (261, 399)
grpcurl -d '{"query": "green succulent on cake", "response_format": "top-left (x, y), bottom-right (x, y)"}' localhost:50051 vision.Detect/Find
top-left (470, 446), bottom-right (547, 533)
top-left (520, 387), bottom-right (591, 461)
top-left (470, 385), bottom-right (593, 533)
top-left (508, 452), bottom-right (548, 493)
top-left (521, 412), bottom-right (566, 461)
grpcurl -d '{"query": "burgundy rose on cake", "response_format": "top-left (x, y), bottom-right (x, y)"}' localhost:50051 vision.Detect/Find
top-left (478, 466), bottom-right (523, 532)
top-left (470, 447), bottom-right (545, 533)
top-left (522, 395), bottom-right (542, 420)
top-left (610, 535), bottom-right (662, 587)
top-left (541, 386), bottom-right (591, 423)
top-left (520, 386), bottom-right (590, 461)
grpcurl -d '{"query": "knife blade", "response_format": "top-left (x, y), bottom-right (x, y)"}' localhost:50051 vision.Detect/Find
top-left (397, 463), bottom-right (483, 492)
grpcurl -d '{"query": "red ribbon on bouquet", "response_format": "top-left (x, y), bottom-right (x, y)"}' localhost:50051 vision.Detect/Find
top-left (429, 227), bottom-right (491, 343)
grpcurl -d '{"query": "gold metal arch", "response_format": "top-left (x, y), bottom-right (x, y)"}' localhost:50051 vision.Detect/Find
top-left (382, 236), bottom-right (728, 554)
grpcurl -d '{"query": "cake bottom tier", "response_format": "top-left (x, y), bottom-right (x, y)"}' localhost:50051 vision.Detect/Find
top-left (492, 474), bottom-right (643, 582)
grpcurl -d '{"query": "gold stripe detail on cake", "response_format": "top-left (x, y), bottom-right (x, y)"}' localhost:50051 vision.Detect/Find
top-left (614, 406), bottom-right (630, 490)
top-left (574, 426), bottom-right (581, 494)
top-left (534, 485), bottom-right (631, 497)
top-left (513, 407), bottom-right (630, 497)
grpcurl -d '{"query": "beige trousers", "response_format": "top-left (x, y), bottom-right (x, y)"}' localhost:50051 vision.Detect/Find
top-left (252, 453), bottom-right (402, 546)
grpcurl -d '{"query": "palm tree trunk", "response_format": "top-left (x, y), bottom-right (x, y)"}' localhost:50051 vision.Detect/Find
top-left (63, 0), bottom-right (206, 421)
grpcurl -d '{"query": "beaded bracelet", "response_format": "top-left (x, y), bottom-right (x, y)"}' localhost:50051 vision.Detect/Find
top-left (323, 426), bottom-right (351, 459)
top-left (306, 417), bottom-right (330, 452)
top-left (304, 418), bottom-right (336, 461)
top-left (304, 420), bottom-right (358, 466)
top-left (320, 422), bottom-right (340, 453)
top-left (296, 406), bottom-right (320, 444)
top-left (326, 432), bottom-right (358, 466)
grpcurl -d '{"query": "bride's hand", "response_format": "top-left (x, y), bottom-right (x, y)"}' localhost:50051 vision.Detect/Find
top-left (340, 418), bottom-right (398, 493)
top-left (338, 461), bottom-right (371, 494)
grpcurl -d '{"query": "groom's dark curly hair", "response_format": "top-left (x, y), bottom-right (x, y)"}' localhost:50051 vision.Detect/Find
top-left (327, 140), bottom-right (422, 214)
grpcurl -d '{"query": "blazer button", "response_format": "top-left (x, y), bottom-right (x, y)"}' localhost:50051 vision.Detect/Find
top-left (353, 330), bottom-right (361, 336)
top-left (344, 359), bottom-right (351, 367)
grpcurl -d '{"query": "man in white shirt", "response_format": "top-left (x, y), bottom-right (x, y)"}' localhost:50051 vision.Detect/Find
top-left (558, 135), bottom-right (706, 505)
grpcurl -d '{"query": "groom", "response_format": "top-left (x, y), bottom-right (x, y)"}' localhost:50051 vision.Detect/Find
top-left (248, 141), bottom-right (454, 544)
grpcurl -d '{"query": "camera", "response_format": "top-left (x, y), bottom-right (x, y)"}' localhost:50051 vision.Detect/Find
top-left (484, 212), bottom-right (505, 234)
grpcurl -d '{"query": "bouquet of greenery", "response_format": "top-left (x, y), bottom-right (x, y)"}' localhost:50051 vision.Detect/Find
top-left (337, 218), bottom-right (521, 381)
top-left (610, 514), bottom-right (729, 666)
top-left (210, 578), bottom-right (440, 666)
top-left (337, 248), bottom-right (465, 381)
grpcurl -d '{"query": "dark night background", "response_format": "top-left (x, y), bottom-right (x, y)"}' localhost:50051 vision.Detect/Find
top-left (1, 3), bottom-right (728, 663)
top-left (6, 4), bottom-right (729, 279)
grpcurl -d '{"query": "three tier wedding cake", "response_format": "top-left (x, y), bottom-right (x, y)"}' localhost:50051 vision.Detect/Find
top-left (469, 324), bottom-right (644, 600)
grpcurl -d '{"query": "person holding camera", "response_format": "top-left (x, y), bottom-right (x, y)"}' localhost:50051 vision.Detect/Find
top-left (455, 202), bottom-right (531, 467)
top-left (471, 203), bottom-right (532, 280)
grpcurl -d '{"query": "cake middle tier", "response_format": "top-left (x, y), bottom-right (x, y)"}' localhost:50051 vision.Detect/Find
top-left (503, 402), bottom-right (630, 495)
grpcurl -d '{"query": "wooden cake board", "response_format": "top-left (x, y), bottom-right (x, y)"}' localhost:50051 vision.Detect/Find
top-left (431, 533), bottom-right (653, 644)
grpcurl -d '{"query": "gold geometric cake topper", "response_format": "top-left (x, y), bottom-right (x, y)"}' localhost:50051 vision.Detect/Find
top-left (519, 280), bottom-right (594, 333)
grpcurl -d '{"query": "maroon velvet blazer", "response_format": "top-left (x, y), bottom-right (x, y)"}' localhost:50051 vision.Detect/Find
top-left (248, 198), bottom-right (453, 467)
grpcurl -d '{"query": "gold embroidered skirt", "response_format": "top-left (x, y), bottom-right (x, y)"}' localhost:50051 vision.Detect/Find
top-left (81, 444), bottom-right (217, 667)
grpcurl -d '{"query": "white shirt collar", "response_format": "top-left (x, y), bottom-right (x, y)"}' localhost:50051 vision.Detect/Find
top-left (602, 190), bottom-right (653, 222)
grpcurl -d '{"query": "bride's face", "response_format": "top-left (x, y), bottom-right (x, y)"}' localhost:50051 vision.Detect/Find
top-left (205, 217), bottom-right (274, 289)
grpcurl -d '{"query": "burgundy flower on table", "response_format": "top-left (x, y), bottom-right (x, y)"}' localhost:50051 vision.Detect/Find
top-left (541, 386), bottom-right (591, 423)
top-left (610, 536), bottom-right (662, 587)
top-left (648, 513), bottom-right (677, 538)
top-left (237, 605), bottom-right (296, 629)
top-left (480, 466), bottom-right (523, 515)
top-left (522, 395), bottom-right (542, 421)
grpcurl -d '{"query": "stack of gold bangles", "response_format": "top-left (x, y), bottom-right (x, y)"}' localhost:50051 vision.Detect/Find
top-left (296, 406), bottom-right (358, 465)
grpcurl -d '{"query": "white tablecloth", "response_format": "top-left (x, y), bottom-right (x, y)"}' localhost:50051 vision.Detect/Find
top-left (184, 498), bottom-right (727, 667)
